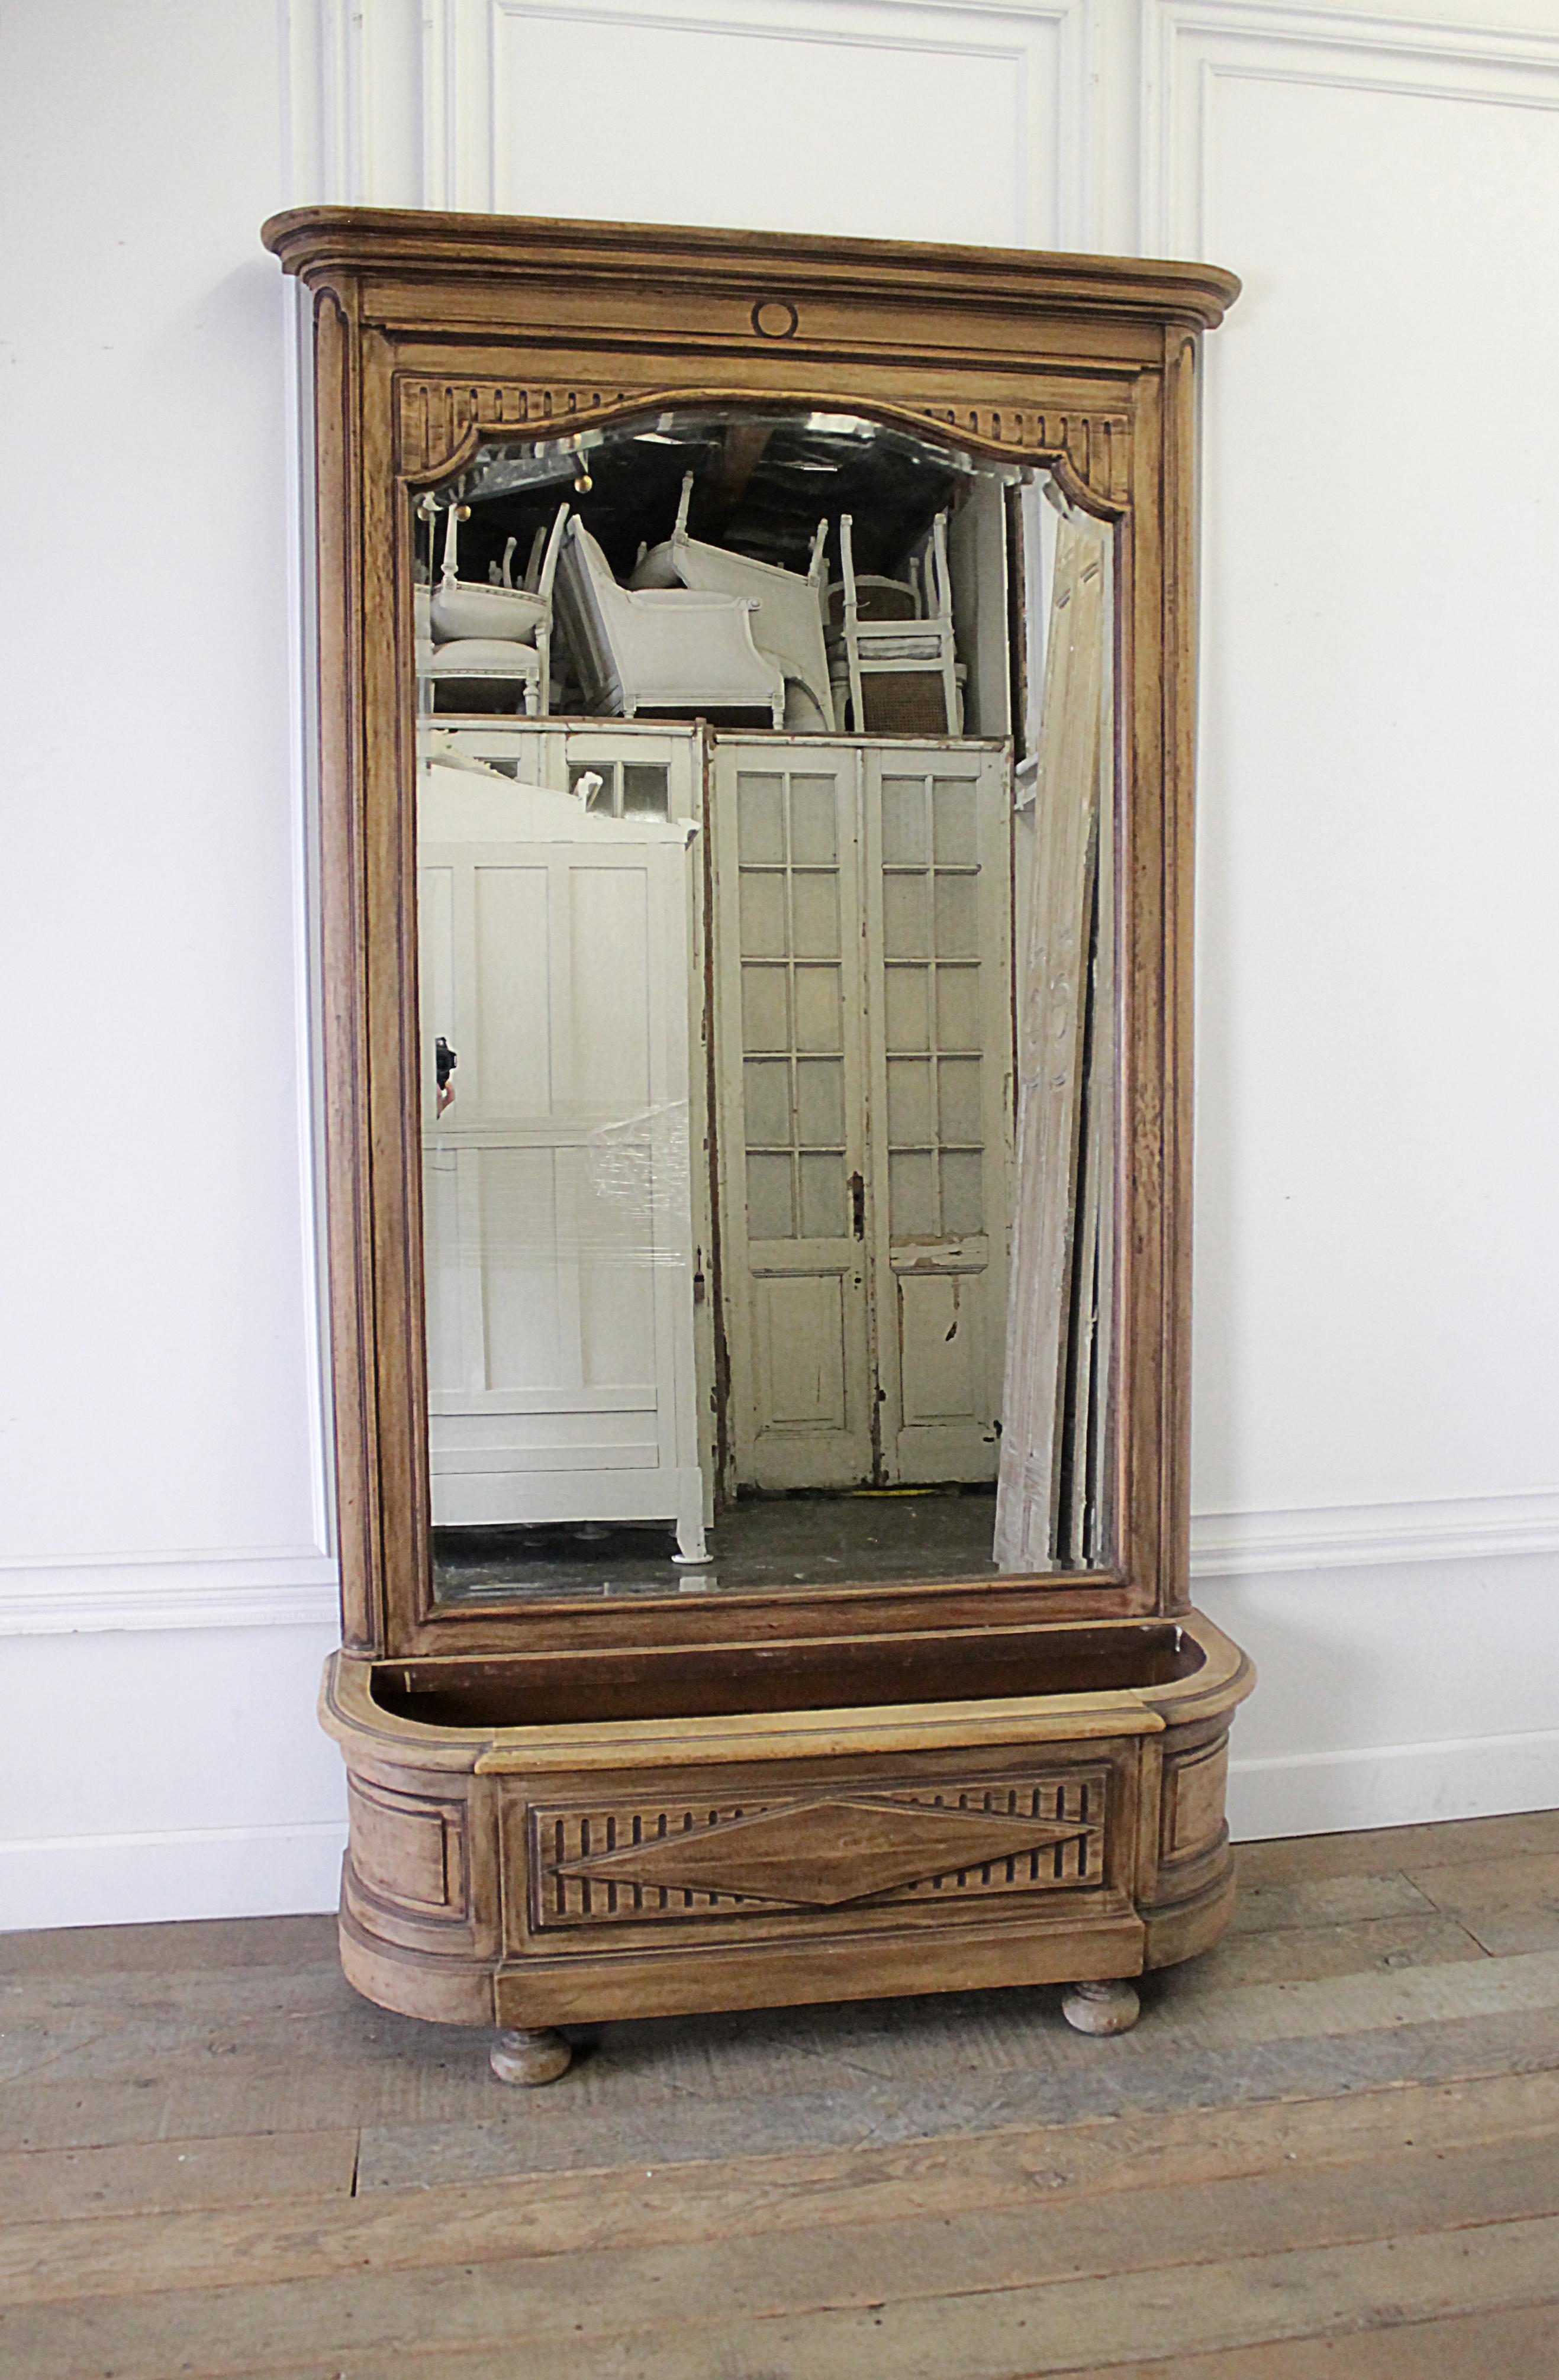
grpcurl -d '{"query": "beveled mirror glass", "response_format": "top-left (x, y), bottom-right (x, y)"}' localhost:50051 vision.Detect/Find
top-left (408, 409), bottom-right (1116, 1605)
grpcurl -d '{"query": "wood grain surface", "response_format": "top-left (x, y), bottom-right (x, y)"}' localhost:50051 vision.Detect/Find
top-left (263, 204), bottom-right (1231, 1663)
top-left (2, 1807), bottom-right (1557, 2377)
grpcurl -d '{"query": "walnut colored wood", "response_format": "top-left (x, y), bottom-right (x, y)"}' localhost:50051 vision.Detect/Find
top-left (263, 205), bottom-right (1248, 2064)
top-left (488, 2029), bottom-right (571, 2088)
top-left (317, 1610), bottom-right (1250, 2033)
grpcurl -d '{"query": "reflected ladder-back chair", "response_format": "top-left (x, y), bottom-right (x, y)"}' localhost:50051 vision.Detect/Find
top-left (837, 509), bottom-right (961, 735)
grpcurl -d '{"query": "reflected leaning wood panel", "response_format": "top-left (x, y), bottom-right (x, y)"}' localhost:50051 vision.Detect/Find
top-left (264, 205), bottom-right (1247, 2079)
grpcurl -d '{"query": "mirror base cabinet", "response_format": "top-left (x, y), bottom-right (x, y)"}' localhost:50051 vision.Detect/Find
top-left (323, 1610), bottom-right (1251, 2076)
top-left (262, 206), bottom-right (1252, 2079)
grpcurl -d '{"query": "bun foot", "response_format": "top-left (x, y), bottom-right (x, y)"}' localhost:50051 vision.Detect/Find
top-left (489, 2026), bottom-right (572, 2085)
top-left (1061, 1978), bottom-right (1141, 2035)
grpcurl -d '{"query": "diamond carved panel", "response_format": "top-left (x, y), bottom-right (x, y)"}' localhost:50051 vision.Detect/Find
top-left (529, 1772), bottom-right (1108, 1928)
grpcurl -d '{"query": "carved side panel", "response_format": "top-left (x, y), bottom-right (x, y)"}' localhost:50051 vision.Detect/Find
top-left (1141, 1721), bottom-right (1238, 1972)
top-left (343, 1772), bottom-right (477, 1942)
top-left (395, 378), bottom-right (1130, 508)
top-left (526, 1771), bottom-right (1109, 1930)
top-left (1159, 1736), bottom-right (1229, 1866)
top-left (349, 1778), bottom-right (453, 1911)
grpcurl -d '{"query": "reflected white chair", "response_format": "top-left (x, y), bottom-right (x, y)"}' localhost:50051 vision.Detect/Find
top-left (630, 473), bottom-right (833, 731)
top-left (430, 503), bottom-right (546, 641)
top-left (556, 517), bottom-right (785, 727)
top-left (835, 509), bottom-right (961, 735)
top-left (421, 502), bottom-right (569, 717)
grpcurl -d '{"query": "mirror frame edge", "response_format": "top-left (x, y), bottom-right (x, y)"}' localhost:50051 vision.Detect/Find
top-left (262, 207), bottom-right (1239, 1661)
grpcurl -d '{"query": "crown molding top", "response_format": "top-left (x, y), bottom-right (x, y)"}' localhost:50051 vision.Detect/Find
top-left (259, 204), bottom-right (1241, 327)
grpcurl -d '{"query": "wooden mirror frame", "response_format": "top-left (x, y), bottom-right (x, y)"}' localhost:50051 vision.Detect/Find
top-left (262, 207), bottom-right (1238, 1665)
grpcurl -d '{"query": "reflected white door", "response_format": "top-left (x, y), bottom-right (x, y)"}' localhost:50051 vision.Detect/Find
top-left (418, 769), bottom-right (705, 1556)
top-left (713, 740), bottom-right (1012, 1491)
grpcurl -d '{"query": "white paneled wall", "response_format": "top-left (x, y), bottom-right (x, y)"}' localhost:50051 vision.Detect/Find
top-left (1148, 0), bottom-right (1559, 1834)
top-left (424, 0), bottom-right (1085, 241)
top-left (0, 0), bottom-right (342, 1930)
top-left (2, 0), bottom-right (1555, 1929)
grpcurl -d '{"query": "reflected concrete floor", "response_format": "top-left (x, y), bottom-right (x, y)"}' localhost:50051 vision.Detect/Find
top-left (434, 1485), bottom-right (1000, 1605)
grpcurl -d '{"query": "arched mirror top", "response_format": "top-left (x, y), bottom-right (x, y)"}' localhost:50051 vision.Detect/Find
top-left (401, 392), bottom-right (1129, 523)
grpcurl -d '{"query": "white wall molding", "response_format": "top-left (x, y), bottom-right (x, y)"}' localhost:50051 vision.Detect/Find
top-left (1192, 1490), bottom-right (1559, 1578)
top-left (1140, 0), bottom-right (1559, 254)
top-left (422, 0), bottom-right (1096, 244)
top-left (5, 1488), bottom-right (1552, 1637)
top-left (286, 0), bottom-right (1107, 238)
top-left (0, 1552), bottom-right (340, 1637)
top-left (283, 0), bottom-right (369, 204)
top-left (0, 1819), bottom-right (347, 1931)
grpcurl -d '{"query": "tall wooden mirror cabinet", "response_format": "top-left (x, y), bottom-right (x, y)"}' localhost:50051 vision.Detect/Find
top-left (263, 205), bottom-right (1251, 2085)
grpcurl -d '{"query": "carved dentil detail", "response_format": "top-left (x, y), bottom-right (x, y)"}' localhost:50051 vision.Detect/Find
top-left (395, 378), bottom-right (1130, 505)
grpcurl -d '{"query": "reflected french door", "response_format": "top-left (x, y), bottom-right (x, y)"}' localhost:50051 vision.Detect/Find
top-left (712, 740), bottom-right (1012, 1491)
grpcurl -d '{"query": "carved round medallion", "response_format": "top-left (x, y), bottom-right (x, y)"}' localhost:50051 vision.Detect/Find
top-left (751, 298), bottom-right (799, 340)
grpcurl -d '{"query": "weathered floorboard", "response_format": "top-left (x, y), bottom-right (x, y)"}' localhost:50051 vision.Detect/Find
top-left (1, 1810), bottom-right (1557, 2379)
top-left (0, 2130), bottom-right (359, 2227)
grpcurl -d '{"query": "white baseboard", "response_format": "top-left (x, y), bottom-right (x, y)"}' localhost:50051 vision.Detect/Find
top-left (1229, 1728), bottom-right (1559, 1843)
top-left (0, 1820), bottom-right (347, 1934)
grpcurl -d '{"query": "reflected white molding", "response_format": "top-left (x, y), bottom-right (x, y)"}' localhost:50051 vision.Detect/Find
top-left (1139, 0), bottom-right (1559, 256)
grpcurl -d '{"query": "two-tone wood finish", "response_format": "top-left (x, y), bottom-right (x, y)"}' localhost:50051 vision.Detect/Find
top-left (262, 206), bottom-right (1248, 2069)
top-left (320, 1612), bottom-right (1252, 2076)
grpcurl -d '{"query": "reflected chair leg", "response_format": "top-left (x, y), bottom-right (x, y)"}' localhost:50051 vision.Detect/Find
top-left (1060, 1978), bottom-right (1141, 2035)
top-left (490, 2027), bottom-right (572, 2085)
top-left (672, 1483), bottom-right (711, 1566)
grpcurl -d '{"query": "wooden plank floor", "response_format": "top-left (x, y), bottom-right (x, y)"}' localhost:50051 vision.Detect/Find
top-left (2, 1810), bottom-right (1558, 2378)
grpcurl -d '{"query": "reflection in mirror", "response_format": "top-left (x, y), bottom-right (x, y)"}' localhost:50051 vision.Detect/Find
top-left (410, 411), bottom-right (1115, 1605)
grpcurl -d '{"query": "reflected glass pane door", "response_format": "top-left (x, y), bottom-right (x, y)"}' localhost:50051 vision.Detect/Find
top-left (716, 758), bottom-right (875, 1489)
top-left (869, 754), bottom-right (1012, 1487)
